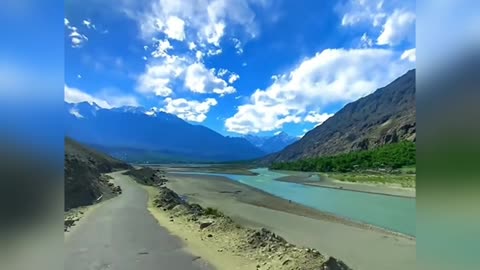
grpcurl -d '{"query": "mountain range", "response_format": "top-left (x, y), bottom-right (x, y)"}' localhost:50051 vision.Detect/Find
top-left (244, 132), bottom-right (298, 154)
top-left (264, 69), bottom-right (416, 163)
top-left (65, 102), bottom-right (266, 163)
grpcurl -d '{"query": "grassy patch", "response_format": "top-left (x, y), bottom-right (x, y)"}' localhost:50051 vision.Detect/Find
top-left (325, 171), bottom-right (416, 188)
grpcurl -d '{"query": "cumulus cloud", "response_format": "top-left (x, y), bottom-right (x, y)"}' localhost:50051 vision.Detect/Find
top-left (137, 56), bottom-right (185, 97)
top-left (161, 97), bottom-right (218, 122)
top-left (339, 0), bottom-right (415, 47)
top-left (164, 16), bottom-right (186, 41)
top-left (377, 9), bottom-right (415, 46)
top-left (401, 48), bottom-right (416, 62)
top-left (137, 57), bottom-right (236, 97)
top-left (340, 0), bottom-right (387, 27)
top-left (228, 73), bottom-right (240, 84)
top-left (225, 48), bottom-right (412, 134)
top-left (132, 0), bottom-right (267, 56)
top-left (184, 62), bottom-right (236, 95)
top-left (195, 50), bottom-right (204, 61)
top-left (151, 38), bottom-right (173, 58)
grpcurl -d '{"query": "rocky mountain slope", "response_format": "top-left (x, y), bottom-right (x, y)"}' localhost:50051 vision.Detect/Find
top-left (244, 132), bottom-right (297, 154)
top-left (64, 137), bottom-right (131, 210)
top-left (65, 102), bottom-right (265, 162)
top-left (265, 69), bottom-right (416, 163)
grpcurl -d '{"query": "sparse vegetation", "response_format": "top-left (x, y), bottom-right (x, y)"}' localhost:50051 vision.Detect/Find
top-left (204, 207), bottom-right (224, 217)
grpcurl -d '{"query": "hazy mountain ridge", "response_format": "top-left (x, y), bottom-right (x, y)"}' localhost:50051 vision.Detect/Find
top-left (65, 102), bottom-right (265, 162)
top-left (244, 132), bottom-right (298, 154)
top-left (264, 69), bottom-right (416, 163)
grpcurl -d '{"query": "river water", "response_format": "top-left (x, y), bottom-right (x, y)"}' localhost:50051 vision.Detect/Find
top-left (176, 168), bottom-right (416, 236)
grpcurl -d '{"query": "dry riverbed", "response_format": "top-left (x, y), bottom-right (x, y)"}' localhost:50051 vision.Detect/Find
top-left (142, 184), bottom-right (351, 270)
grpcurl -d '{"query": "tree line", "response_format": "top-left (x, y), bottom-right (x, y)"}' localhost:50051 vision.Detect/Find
top-left (270, 141), bottom-right (415, 172)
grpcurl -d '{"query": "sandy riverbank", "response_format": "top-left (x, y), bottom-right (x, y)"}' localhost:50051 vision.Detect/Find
top-left (274, 171), bottom-right (416, 198)
top-left (161, 172), bottom-right (416, 270)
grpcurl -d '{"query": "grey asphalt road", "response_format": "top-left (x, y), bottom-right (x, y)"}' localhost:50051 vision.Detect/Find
top-left (65, 171), bottom-right (213, 270)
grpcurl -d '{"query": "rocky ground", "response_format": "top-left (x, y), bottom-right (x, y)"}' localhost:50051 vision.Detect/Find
top-left (152, 186), bottom-right (352, 270)
top-left (123, 167), bottom-right (167, 186)
top-left (64, 206), bottom-right (86, 232)
top-left (64, 174), bottom-right (123, 232)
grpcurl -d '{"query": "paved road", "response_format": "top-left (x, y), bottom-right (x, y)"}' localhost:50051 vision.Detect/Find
top-left (65, 171), bottom-right (212, 270)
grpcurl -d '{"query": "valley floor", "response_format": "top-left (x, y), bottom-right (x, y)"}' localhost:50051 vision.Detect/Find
top-left (162, 171), bottom-right (416, 270)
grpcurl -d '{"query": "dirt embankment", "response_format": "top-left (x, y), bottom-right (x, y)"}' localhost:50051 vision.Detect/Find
top-left (123, 167), bottom-right (167, 186)
top-left (149, 185), bottom-right (352, 270)
top-left (64, 137), bottom-right (130, 211)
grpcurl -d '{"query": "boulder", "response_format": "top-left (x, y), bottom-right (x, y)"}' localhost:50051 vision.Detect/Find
top-left (199, 219), bottom-right (215, 229)
top-left (321, 257), bottom-right (352, 270)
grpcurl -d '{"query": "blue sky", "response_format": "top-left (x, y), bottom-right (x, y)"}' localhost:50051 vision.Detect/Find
top-left (65, 0), bottom-right (415, 137)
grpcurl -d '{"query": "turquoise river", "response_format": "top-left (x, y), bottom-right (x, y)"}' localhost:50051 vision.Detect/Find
top-left (176, 168), bottom-right (416, 236)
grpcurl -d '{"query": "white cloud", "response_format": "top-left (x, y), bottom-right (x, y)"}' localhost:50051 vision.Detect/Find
top-left (207, 48), bottom-right (222, 56)
top-left (360, 32), bottom-right (373, 47)
top-left (161, 97), bottom-right (218, 122)
top-left (132, 0), bottom-right (265, 56)
top-left (339, 1), bottom-right (415, 47)
top-left (69, 107), bottom-right (84, 118)
top-left (195, 50), bottom-right (204, 61)
top-left (64, 19), bottom-right (88, 48)
top-left (82, 19), bottom-right (96, 29)
top-left (225, 48), bottom-right (412, 134)
top-left (137, 56), bottom-right (185, 97)
top-left (228, 73), bottom-right (240, 84)
top-left (401, 48), bottom-right (416, 62)
top-left (298, 128), bottom-right (310, 138)
top-left (65, 85), bottom-right (139, 109)
top-left (232, 38), bottom-right (243, 54)
top-left (151, 38), bottom-right (173, 58)
top-left (274, 130), bottom-right (282, 135)
top-left (340, 0), bottom-right (387, 27)
top-left (204, 21), bottom-right (225, 47)
top-left (217, 68), bottom-right (228, 77)
top-left (184, 62), bottom-right (236, 95)
top-left (377, 9), bottom-right (415, 46)
top-left (77, 74), bottom-right (82, 79)
top-left (304, 112), bottom-right (333, 126)
top-left (65, 85), bottom-right (111, 109)
top-left (188, 42), bottom-right (197, 50)
top-left (164, 16), bottom-right (186, 41)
